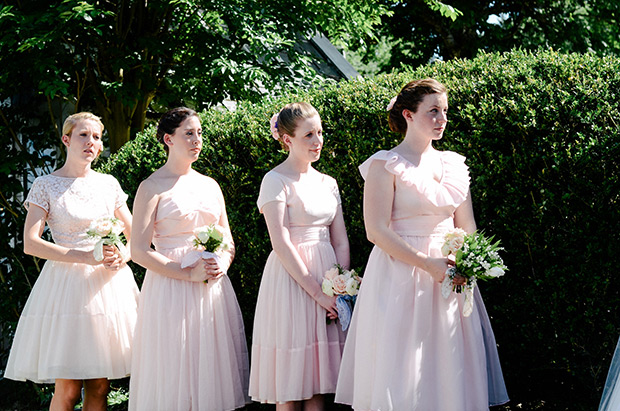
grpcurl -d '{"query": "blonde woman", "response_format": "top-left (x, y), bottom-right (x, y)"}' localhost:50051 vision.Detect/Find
top-left (5, 112), bottom-right (139, 411)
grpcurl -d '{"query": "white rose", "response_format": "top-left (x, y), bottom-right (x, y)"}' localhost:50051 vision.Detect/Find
top-left (94, 218), bottom-right (112, 236)
top-left (194, 226), bottom-right (210, 243)
top-left (211, 225), bottom-right (225, 242)
top-left (322, 279), bottom-right (334, 296)
top-left (345, 277), bottom-right (360, 296)
top-left (110, 219), bottom-right (125, 235)
top-left (486, 266), bottom-right (505, 277)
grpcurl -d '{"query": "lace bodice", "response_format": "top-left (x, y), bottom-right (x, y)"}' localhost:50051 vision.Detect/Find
top-left (25, 172), bottom-right (128, 250)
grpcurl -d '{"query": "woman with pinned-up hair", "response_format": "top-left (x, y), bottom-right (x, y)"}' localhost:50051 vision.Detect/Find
top-left (129, 107), bottom-right (249, 411)
top-left (335, 79), bottom-right (509, 411)
top-left (249, 102), bottom-right (350, 410)
top-left (4, 112), bottom-right (139, 411)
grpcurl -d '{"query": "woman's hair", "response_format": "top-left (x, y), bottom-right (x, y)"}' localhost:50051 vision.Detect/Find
top-left (388, 78), bottom-right (447, 135)
top-left (156, 107), bottom-right (198, 153)
top-left (62, 112), bottom-right (104, 136)
top-left (272, 102), bottom-right (319, 149)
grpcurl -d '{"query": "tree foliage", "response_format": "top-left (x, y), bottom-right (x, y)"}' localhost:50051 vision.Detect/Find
top-left (0, 0), bottom-right (391, 153)
top-left (351, 0), bottom-right (620, 74)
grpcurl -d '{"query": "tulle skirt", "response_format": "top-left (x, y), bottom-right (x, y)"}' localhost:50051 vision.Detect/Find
top-left (335, 232), bottom-right (508, 411)
top-left (249, 230), bottom-right (346, 403)
top-left (599, 336), bottom-right (620, 411)
top-left (4, 260), bottom-right (139, 383)
top-left (129, 246), bottom-right (250, 411)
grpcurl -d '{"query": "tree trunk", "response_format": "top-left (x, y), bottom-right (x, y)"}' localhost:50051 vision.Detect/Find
top-left (99, 100), bottom-right (133, 154)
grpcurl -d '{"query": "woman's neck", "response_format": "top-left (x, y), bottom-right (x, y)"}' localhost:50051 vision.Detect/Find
top-left (54, 160), bottom-right (92, 178)
top-left (162, 156), bottom-right (194, 176)
top-left (281, 155), bottom-right (312, 175)
top-left (401, 131), bottom-right (434, 155)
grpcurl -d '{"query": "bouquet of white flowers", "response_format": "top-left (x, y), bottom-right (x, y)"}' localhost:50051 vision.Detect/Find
top-left (321, 264), bottom-right (361, 331)
top-left (440, 229), bottom-right (507, 316)
top-left (86, 217), bottom-right (129, 263)
top-left (180, 224), bottom-right (231, 270)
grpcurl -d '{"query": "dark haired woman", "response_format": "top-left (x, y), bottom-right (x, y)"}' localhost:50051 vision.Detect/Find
top-left (249, 102), bottom-right (350, 410)
top-left (129, 107), bottom-right (249, 410)
top-left (335, 79), bottom-right (508, 410)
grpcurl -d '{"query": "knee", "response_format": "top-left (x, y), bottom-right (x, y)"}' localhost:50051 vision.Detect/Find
top-left (54, 382), bottom-right (82, 405)
top-left (84, 379), bottom-right (110, 399)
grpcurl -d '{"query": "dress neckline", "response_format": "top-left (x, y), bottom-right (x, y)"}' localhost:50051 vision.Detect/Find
top-left (270, 169), bottom-right (324, 183)
top-left (48, 171), bottom-right (96, 180)
top-left (384, 149), bottom-right (445, 185)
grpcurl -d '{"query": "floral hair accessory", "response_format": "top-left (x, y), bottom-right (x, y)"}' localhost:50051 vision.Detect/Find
top-left (386, 96), bottom-right (397, 111)
top-left (269, 113), bottom-right (280, 140)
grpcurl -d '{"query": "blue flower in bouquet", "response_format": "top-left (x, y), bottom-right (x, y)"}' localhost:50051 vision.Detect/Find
top-left (322, 264), bottom-right (361, 331)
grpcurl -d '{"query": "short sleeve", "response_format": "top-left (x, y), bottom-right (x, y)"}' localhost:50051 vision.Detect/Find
top-left (107, 175), bottom-right (129, 209)
top-left (257, 172), bottom-right (287, 213)
top-left (24, 177), bottom-right (49, 212)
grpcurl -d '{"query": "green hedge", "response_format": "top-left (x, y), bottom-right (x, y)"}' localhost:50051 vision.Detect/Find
top-left (100, 49), bottom-right (620, 409)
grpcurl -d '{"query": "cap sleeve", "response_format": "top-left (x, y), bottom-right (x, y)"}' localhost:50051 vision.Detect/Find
top-left (358, 150), bottom-right (411, 182)
top-left (24, 177), bottom-right (49, 212)
top-left (257, 172), bottom-right (288, 213)
top-left (108, 175), bottom-right (129, 209)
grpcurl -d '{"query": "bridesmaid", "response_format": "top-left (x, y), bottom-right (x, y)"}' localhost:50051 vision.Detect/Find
top-left (335, 79), bottom-right (509, 410)
top-left (4, 112), bottom-right (139, 411)
top-left (249, 102), bottom-right (350, 410)
top-left (128, 107), bottom-right (249, 410)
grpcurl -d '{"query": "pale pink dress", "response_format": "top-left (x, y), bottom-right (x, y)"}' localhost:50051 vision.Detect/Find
top-left (249, 170), bottom-right (347, 403)
top-left (335, 150), bottom-right (509, 411)
top-left (4, 173), bottom-right (139, 383)
top-left (129, 176), bottom-right (249, 411)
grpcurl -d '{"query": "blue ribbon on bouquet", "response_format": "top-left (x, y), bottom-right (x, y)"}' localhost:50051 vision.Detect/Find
top-left (336, 295), bottom-right (356, 331)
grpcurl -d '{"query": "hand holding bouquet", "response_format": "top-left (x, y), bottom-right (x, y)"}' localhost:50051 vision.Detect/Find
top-left (321, 264), bottom-right (361, 331)
top-left (440, 229), bottom-right (507, 316)
top-left (181, 224), bottom-right (232, 271)
top-left (86, 217), bottom-right (129, 263)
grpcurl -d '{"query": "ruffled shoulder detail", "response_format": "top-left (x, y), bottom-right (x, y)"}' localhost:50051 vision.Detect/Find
top-left (358, 150), bottom-right (470, 208)
top-left (437, 151), bottom-right (470, 208)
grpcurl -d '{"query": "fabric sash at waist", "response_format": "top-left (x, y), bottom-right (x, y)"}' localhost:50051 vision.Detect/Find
top-left (288, 225), bottom-right (330, 243)
top-left (153, 236), bottom-right (194, 252)
top-left (390, 216), bottom-right (454, 237)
